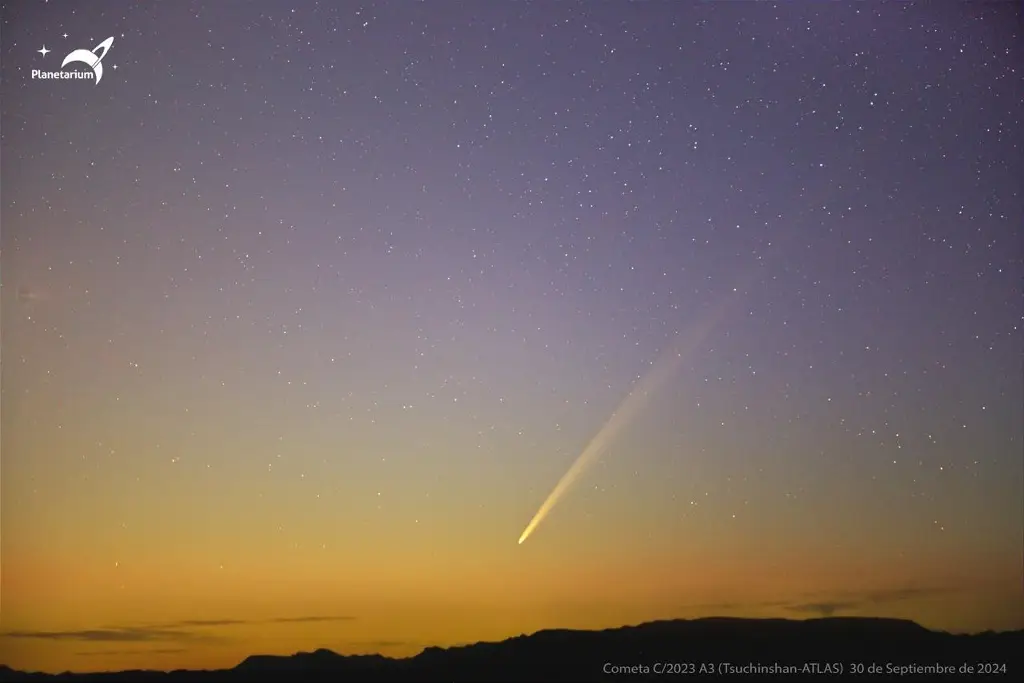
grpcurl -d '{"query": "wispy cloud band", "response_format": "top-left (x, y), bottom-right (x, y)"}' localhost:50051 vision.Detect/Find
top-left (2, 616), bottom-right (356, 643)
top-left (682, 585), bottom-right (959, 619)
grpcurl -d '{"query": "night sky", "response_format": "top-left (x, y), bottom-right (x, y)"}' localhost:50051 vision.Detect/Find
top-left (2, 0), bottom-right (1022, 674)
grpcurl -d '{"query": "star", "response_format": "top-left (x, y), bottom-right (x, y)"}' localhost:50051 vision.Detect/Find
top-left (37, 46), bottom-right (50, 57)
top-left (62, 33), bottom-right (68, 39)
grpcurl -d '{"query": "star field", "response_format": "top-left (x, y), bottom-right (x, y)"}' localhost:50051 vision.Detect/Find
top-left (1, 0), bottom-right (1022, 674)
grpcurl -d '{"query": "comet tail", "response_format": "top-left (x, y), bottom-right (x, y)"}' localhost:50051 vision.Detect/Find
top-left (517, 263), bottom-right (771, 546)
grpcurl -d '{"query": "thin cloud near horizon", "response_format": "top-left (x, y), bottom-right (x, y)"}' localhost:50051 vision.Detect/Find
top-left (75, 648), bottom-right (188, 657)
top-left (1, 628), bottom-right (213, 644)
top-left (680, 585), bottom-right (961, 619)
top-left (2, 616), bottom-right (357, 644)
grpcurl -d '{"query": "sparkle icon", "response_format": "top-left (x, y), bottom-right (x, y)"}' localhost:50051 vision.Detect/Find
top-left (38, 45), bottom-right (50, 57)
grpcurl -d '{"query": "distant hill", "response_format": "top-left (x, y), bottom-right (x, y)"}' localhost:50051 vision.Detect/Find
top-left (2, 617), bottom-right (1021, 682)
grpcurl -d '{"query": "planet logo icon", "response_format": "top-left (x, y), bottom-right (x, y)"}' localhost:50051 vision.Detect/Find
top-left (61, 37), bottom-right (114, 85)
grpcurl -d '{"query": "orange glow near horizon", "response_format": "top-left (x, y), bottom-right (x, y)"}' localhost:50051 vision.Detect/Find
top-left (3, 491), bottom-right (1023, 673)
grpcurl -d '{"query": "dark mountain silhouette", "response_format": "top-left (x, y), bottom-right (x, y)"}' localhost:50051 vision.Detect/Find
top-left (2, 617), bottom-right (1021, 682)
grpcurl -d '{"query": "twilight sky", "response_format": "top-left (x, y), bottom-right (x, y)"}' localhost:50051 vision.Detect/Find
top-left (2, 0), bottom-right (1022, 674)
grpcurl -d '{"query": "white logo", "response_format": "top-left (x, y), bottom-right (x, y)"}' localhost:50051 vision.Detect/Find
top-left (32, 37), bottom-right (115, 85)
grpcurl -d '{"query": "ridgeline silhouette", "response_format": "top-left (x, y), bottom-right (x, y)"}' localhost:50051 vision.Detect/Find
top-left (2, 617), bottom-right (1020, 682)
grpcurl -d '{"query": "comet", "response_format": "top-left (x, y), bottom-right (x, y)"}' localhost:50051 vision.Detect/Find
top-left (517, 260), bottom-right (775, 546)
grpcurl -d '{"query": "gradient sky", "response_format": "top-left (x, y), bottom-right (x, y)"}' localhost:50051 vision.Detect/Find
top-left (2, 0), bottom-right (1022, 674)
